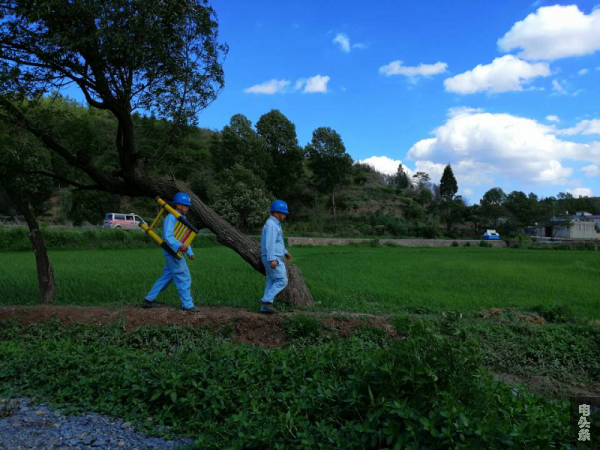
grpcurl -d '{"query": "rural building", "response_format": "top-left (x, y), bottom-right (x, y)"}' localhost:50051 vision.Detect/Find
top-left (574, 211), bottom-right (600, 230)
top-left (530, 212), bottom-right (599, 240)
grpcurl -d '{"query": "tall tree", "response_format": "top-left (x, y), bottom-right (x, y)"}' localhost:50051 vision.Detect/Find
top-left (480, 187), bottom-right (507, 229)
top-left (305, 127), bottom-right (353, 226)
top-left (256, 110), bottom-right (304, 198)
top-left (211, 114), bottom-right (272, 182)
top-left (393, 164), bottom-right (410, 191)
top-left (0, 0), bottom-right (314, 306)
top-left (412, 171), bottom-right (431, 187)
top-left (0, 119), bottom-right (55, 303)
top-left (439, 164), bottom-right (458, 201)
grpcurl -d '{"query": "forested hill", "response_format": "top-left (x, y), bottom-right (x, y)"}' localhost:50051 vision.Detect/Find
top-left (2, 96), bottom-right (599, 239)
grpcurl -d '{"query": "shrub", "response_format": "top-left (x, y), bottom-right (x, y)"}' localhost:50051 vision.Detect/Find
top-left (0, 322), bottom-right (573, 449)
top-left (283, 314), bottom-right (323, 341)
top-left (530, 305), bottom-right (575, 324)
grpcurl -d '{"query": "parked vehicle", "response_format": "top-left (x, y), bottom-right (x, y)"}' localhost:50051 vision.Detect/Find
top-left (483, 229), bottom-right (500, 240)
top-left (103, 213), bottom-right (146, 231)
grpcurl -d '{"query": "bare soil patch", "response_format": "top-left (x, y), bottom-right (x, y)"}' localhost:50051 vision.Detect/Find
top-left (0, 305), bottom-right (396, 348)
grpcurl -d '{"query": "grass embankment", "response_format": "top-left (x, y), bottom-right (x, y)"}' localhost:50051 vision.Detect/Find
top-left (1, 246), bottom-right (599, 319)
top-left (1, 317), bottom-right (587, 449)
top-left (0, 226), bottom-right (219, 252)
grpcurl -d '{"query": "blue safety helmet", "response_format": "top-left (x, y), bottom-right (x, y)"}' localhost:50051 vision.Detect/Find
top-left (270, 200), bottom-right (289, 214)
top-left (173, 192), bottom-right (192, 206)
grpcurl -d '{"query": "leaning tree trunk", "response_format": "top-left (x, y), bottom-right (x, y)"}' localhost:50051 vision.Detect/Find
top-left (144, 178), bottom-right (314, 308)
top-left (7, 192), bottom-right (55, 304)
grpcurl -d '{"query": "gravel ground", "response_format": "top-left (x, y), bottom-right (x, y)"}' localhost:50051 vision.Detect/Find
top-left (0, 398), bottom-right (195, 450)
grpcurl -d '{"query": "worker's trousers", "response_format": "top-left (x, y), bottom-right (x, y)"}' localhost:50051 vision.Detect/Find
top-left (261, 256), bottom-right (288, 304)
top-left (145, 252), bottom-right (194, 309)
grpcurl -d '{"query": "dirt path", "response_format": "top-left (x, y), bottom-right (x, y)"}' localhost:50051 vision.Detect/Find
top-left (0, 305), bottom-right (397, 348)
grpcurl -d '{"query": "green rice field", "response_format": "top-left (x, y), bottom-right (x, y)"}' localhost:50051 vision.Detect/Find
top-left (1, 246), bottom-right (599, 319)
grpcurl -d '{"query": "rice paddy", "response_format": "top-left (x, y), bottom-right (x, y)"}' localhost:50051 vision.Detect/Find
top-left (2, 246), bottom-right (599, 319)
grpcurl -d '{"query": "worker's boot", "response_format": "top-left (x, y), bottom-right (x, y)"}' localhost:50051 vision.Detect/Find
top-left (141, 299), bottom-right (161, 309)
top-left (260, 303), bottom-right (278, 314)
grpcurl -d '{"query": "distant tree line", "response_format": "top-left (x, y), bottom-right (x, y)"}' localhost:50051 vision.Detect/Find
top-left (2, 96), bottom-right (599, 240)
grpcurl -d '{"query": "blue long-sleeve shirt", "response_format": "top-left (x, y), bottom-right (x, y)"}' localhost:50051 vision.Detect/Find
top-left (261, 216), bottom-right (287, 261)
top-left (163, 213), bottom-right (194, 258)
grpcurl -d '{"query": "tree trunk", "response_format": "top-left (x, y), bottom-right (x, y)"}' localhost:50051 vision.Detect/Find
top-left (145, 179), bottom-right (314, 308)
top-left (6, 192), bottom-right (55, 304)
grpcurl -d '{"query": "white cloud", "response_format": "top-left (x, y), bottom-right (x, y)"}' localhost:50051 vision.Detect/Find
top-left (295, 75), bottom-right (330, 93)
top-left (556, 119), bottom-right (600, 136)
top-left (379, 60), bottom-right (448, 80)
top-left (407, 108), bottom-right (600, 189)
top-left (568, 187), bottom-right (593, 198)
top-left (552, 79), bottom-right (567, 95)
top-left (444, 55), bottom-right (550, 94)
top-left (582, 165), bottom-right (600, 177)
top-left (579, 68), bottom-right (589, 76)
top-left (358, 156), bottom-right (407, 176)
top-left (333, 33), bottom-right (350, 53)
top-left (546, 115), bottom-right (560, 122)
top-left (243, 79), bottom-right (290, 94)
top-left (498, 5), bottom-right (600, 61)
top-left (244, 75), bottom-right (330, 95)
top-left (462, 188), bottom-right (474, 196)
top-left (332, 33), bottom-right (366, 53)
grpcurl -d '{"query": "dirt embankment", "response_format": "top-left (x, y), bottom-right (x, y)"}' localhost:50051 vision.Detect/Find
top-left (0, 305), bottom-right (396, 348)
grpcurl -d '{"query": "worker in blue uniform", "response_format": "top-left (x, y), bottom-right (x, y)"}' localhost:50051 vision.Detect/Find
top-left (260, 200), bottom-right (292, 314)
top-left (142, 192), bottom-right (199, 312)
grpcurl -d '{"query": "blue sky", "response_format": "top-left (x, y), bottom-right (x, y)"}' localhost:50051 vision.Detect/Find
top-left (194, 0), bottom-right (600, 203)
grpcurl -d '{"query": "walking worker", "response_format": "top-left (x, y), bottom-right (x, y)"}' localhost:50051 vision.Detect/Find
top-left (142, 192), bottom-right (199, 312)
top-left (260, 200), bottom-right (292, 314)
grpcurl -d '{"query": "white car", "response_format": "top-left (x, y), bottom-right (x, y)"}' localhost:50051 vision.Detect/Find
top-left (103, 213), bottom-right (146, 231)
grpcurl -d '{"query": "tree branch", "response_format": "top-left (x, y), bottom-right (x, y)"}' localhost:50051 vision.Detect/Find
top-left (21, 170), bottom-right (103, 191)
top-left (0, 97), bottom-right (127, 192)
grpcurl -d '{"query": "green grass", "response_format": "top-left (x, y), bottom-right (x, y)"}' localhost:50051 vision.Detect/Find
top-left (1, 246), bottom-right (599, 319)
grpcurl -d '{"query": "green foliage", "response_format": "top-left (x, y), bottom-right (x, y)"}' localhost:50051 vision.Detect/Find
top-left (1, 0), bottom-right (227, 124)
top-left (256, 110), bottom-right (304, 198)
top-left (0, 321), bottom-right (573, 449)
top-left (210, 164), bottom-right (272, 230)
top-left (514, 233), bottom-right (534, 249)
top-left (67, 189), bottom-right (121, 226)
top-left (469, 321), bottom-right (600, 388)
top-left (392, 164), bottom-right (410, 191)
top-left (439, 164), bottom-right (458, 200)
top-left (305, 127), bottom-right (353, 195)
top-left (411, 216), bottom-right (440, 238)
top-left (530, 305), bottom-right (575, 324)
top-left (211, 114), bottom-right (272, 182)
top-left (283, 314), bottom-right (323, 341)
top-left (0, 118), bottom-right (54, 215)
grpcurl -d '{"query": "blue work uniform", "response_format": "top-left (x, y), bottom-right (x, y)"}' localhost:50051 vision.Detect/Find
top-left (145, 213), bottom-right (195, 309)
top-left (260, 215), bottom-right (288, 304)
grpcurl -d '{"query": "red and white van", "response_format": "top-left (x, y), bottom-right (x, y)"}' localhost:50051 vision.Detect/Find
top-left (103, 213), bottom-right (146, 231)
